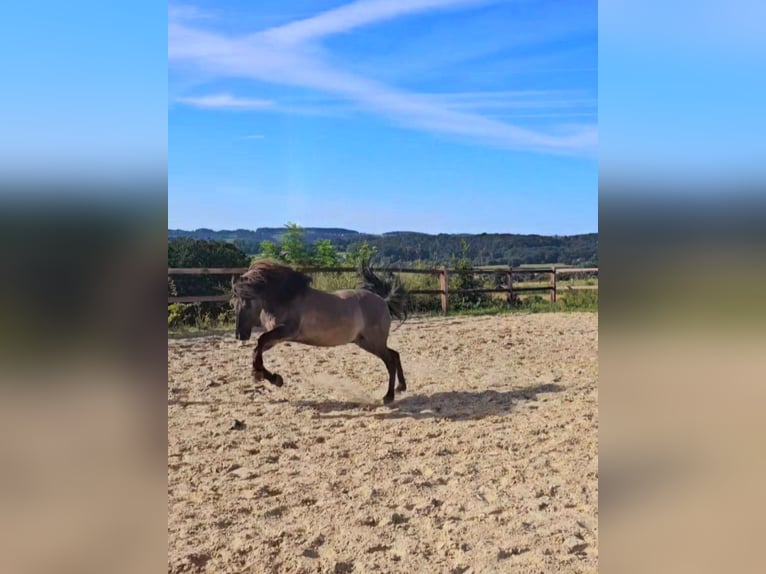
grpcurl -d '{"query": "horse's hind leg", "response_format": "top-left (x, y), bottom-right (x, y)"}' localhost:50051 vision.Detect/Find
top-left (380, 350), bottom-right (397, 404)
top-left (390, 348), bottom-right (406, 392)
top-left (356, 338), bottom-right (397, 404)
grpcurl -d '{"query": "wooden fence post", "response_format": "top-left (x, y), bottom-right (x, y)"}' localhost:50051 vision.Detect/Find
top-left (507, 266), bottom-right (514, 304)
top-left (439, 266), bottom-right (448, 314)
top-left (550, 267), bottom-right (557, 303)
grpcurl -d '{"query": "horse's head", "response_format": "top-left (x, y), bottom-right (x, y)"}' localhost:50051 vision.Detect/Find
top-left (234, 296), bottom-right (255, 340)
top-left (232, 261), bottom-right (310, 340)
top-left (232, 275), bottom-right (261, 341)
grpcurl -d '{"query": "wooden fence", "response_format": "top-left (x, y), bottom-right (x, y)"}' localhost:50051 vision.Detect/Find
top-left (168, 266), bottom-right (597, 313)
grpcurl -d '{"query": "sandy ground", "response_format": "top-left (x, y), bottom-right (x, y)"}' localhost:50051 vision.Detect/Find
top-left (168, 312), bottom-right (598, 573)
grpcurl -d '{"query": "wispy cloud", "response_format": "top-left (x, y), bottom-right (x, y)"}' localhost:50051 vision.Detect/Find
top-left (426, 90), bottom-right (597, 113)
top-left (242, 134), bottom-right (266, 140)
top-left (176, 93), bottom-right (274, 110)
top-left (262, 0), bottom-right (497, 44)
top-left (168, 3), bottom-right (215, 22)
top-left (169, 1), bottom-right (597, 156)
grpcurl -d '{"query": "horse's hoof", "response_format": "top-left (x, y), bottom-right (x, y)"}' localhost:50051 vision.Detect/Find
top-left (253, 370), bottom-right (264, 382)
top-left (383, 394), bottom-right (395, 404)
top-left (396, 384), bottom-right (407, 392)
top-left (271, 374), bottom-right (284, 387)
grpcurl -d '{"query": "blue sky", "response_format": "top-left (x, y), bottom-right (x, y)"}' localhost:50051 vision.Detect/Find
top-left (169, 0), bottom-right (597, 234)
top-left (599, 0), bottom-right (765, 189)
top-left (1, 2), bottom-right (167, 183)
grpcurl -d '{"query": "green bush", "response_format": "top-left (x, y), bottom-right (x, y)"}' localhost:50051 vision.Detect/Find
top-left (449, 240), bottom-right (489, 310)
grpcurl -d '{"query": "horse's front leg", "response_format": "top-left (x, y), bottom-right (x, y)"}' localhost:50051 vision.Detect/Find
top-left (252, 324), bottom-right (296, 387)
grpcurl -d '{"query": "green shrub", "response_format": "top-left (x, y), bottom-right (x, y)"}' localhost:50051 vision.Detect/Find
top-left (449, 239), bottom-right (489, 310)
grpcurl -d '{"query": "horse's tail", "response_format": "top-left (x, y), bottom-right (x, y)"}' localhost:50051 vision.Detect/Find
top-left (359, 259), bottom-right (409, 325)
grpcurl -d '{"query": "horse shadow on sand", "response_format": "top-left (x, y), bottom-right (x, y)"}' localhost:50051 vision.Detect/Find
top-left (291, 383), bottom-right (564, 421)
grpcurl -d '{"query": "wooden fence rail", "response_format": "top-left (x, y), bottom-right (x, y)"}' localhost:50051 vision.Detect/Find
top-left (168, 266), bottom-right (598, 313)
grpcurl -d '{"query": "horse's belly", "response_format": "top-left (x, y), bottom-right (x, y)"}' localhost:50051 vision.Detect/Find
top-left (297, 308), bottom-right (362, 347)
top-left (296, 327), bottom-right (356, 347)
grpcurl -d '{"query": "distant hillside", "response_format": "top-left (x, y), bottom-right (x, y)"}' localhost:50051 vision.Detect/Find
top-left (167, 227), bottom-right (362, 244)
top-left (167, 227), bottom-right (598, 267)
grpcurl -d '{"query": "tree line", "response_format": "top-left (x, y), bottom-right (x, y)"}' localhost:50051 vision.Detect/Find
top-left (169, 224), bottom-right (597, 267)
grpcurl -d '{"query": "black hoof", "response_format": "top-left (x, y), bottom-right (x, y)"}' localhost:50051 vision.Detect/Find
top-left (396, 384), bottom-right (407, 392)
top-left (253, 370), bottom-right (265, 382)
top-left (270, 374), bottom-right (284, 387)
top-left (383, 393), bottom-right (395, 404)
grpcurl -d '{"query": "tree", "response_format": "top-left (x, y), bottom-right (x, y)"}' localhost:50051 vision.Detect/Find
top-left (280, 222), bottom-right (312, 266)
top-left (344, 240), bottom-right (378, 267)
top-left (450, 239), bottom-right (487, 309)
top-left (168, 238), bottom-right (249, 296)
top-left (167, 238), bottom-right (250, 326)
top-left (252, 224), bottom-right (341, 268)
top-left (256, 240), bottom-right (279, 260)
top-left (313, 239), bottom-right (339, 267)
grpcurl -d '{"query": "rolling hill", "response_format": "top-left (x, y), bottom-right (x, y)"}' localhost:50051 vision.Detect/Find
top-left (167, 227), bottom-right (598, 267)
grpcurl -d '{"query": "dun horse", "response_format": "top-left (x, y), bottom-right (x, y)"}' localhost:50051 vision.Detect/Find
top-left (233, 260), bottom-right (409, 403)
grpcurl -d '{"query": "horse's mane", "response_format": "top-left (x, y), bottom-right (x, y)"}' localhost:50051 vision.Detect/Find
top-left (234, 259), bottom-right (312, 308)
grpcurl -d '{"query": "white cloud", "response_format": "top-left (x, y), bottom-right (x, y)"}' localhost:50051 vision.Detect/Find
top-left (262, 0), bottom-right (498, 44)
top-left (176, 94), bottom-right (274, 110)
top-left (429, 90), bottom-right (596, 111)
top-left (168, 3), bottom-right (215, 22)
top-left (242, 134), bottom-right (266, 140)
top-left (169, 2), bottom-right (597, 156)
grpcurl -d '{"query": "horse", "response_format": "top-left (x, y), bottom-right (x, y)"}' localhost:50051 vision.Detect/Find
top-left (232, 259), bottom-right (409, 404)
